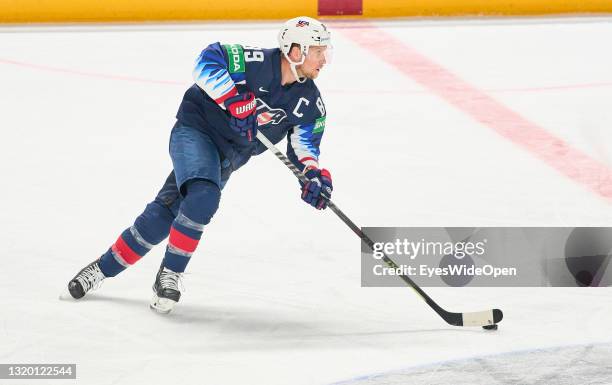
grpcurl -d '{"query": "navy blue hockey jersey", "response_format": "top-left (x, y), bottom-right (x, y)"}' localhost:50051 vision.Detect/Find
top-left (176, 43), bottom-right (327, 172)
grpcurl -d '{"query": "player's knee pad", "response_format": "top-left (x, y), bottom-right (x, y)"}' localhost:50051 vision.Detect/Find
top-left (134, 201), bottom-right (175, 245)
top-left (180, 178), bottom-right (221, 226)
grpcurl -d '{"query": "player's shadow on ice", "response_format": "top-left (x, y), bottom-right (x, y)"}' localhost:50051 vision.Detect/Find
top-left (60, 292), bottom-right (149, 308)
top-left (62, 293), bottom-right (483, 351)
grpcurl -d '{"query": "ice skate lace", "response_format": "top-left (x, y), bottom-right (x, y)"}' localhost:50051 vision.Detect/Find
top-left (78, 264), bottom-right (105, 292)
top-left (160, 269), bottom-right (184, 292)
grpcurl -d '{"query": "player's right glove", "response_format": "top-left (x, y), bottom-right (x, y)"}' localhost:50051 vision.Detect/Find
top-left (224, 92), bottom-right (258, 142)
top-left (301, 167), bottom-right (333, 210)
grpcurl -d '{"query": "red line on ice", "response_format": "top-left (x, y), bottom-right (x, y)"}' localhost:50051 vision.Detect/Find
top-left (338, 21), bottom-right (612, 200)
top-left (2, 57), bottom-right (611, 93)
top-left (0, 57), bottom-right (184, 86)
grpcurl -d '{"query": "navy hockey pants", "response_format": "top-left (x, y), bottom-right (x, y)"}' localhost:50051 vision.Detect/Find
top-left (99, 124), bottom-right (232, 276)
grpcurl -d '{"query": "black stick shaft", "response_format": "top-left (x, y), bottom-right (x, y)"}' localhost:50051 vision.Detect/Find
top-left (256, 132), bottom-right (448, 317)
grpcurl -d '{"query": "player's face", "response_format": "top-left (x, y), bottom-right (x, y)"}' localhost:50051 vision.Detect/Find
top-left (297, 46), bottom-right (328, 80)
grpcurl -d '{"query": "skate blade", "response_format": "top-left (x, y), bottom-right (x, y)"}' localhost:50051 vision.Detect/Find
top-left (150, 294), bottom-right (176, 314)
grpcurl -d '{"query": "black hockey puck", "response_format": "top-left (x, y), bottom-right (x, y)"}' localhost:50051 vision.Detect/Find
top-left (483, 324), bottom-right (498, 330)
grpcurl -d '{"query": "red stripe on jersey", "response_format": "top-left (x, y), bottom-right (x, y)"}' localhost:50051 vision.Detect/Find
top-left (214, 87), bottom-right (238, 105)
top-left (169, 227), bottom-right (199, 253)
top-left (113, 236), bottom-right (142, 265)
top-left (299, 157), bottom-right (317, 164)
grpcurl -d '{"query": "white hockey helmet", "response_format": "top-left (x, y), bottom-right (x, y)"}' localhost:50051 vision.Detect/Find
top-left (278, 16), bottom-right (332, 82)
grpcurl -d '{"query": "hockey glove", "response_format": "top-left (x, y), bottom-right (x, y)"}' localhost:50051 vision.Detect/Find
top-left (224, 92), bottom-right (258, 142)
top-left (301, 167), bottom-right (333, 210)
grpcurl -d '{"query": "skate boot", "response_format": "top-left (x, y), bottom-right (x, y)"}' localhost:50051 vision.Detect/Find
top-left (68, 259), bottom-right (106, 299)
top-left (150, 266), bottom-right (182, 314)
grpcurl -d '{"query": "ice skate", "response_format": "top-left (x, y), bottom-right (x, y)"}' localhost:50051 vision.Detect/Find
top-left (67, 259), bottom-right (106, 299)
top-left (150, 266), bottom-right (183, 314)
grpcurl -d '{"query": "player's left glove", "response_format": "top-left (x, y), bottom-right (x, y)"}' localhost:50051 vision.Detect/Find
top-left (224, 92), bottom-right (258, 142)
top-left (301, 167), bottom-right (333, 210)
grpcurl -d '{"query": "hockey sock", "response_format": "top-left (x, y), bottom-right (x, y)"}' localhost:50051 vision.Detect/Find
top-left (162, 179), bottom-right (220, 273)
top-left (99, 200), bottom-right (175, 277)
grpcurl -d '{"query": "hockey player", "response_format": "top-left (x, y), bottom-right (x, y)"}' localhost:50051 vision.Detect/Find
top-left (67, 16), bottom-right (333, 314)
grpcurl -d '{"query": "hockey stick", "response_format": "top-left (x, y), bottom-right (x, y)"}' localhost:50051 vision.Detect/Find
top-left (256, 131), bottom-right (503, 328)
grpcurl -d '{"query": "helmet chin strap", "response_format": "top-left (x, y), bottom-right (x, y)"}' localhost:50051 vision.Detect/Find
top-left (290, 62), bottom-right (307, 84)
top-left (283, 46), bottom-right (309, 84)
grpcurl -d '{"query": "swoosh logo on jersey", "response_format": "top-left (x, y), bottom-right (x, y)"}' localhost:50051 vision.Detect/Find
top-left (258, 87), bottom-right (269, 93)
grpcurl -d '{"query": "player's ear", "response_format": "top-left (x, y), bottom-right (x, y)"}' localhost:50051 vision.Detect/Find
top-left (289, 44), bottom-right (303, 61)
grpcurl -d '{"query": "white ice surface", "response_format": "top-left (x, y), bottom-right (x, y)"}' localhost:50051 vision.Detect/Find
top-left (1, 17), bottom-right (612, 385)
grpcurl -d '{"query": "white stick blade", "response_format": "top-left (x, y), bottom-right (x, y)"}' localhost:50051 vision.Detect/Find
top-left (462, 310), bottom-right (496, 327)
